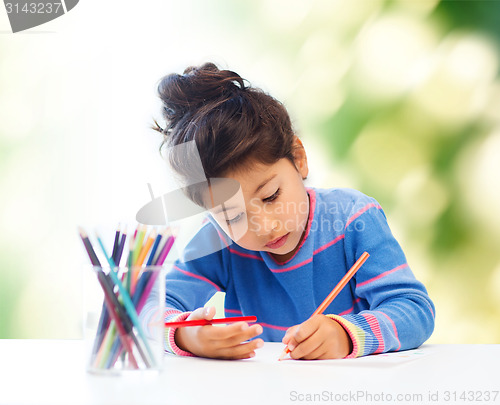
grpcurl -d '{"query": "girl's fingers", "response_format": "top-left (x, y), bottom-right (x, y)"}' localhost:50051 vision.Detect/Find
top-left (217, 324), bottom-right (263, 347)
top-left (282, 325), bottom-right (298, 344)
top-left (187, 306), bottom-right (216, 321)
top-left (178, 312), bottom-right (265, 359)
top-left (287, 316), bottom-right (350, 360)
top-left (289, 335), bottom-right (323, 360)
top-left (195, 322), bottom-right (264, 359)
top-left (285, 316), bottom-right (322, 356)
top-left (298, 344), bottom-right (328, 360)
top-left (200, 323), bottom-right (264, 359)
top-left (202, 322), bottom-right (262, 342)
top-left (213, 338), bottom-right (264, 360)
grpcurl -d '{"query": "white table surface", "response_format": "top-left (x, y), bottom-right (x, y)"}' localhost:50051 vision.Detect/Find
top-left (0, 340), bottom-right (499, 405)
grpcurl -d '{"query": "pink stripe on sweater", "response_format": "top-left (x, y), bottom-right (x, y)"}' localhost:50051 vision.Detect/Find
top-left (173, 265), bottom-right (221, 291)
top-left (361, 313), bottom-right (385, 354)
top-left (313, 234), bottom-right (345, 255)
top-left (327, 315), bottom-right (360, 359)
top-left (269, 257), bottom-right (313, 273)
top-left (345, 203), bottom-right (382, 228)
top-left (214, 227), bottom-right (230, 249)
top-left (225, 308), bottom-right (243, 315)
top-left (375, 311), bottom-right (401, 351)
top-left (259, 322), bottom-right (289, 331)
top-left (338, 298), bottom-right (362, 316)
top-left (166, 312), bottom-right (195, 357)
top-left (229, 248), bottom-right (263, 261)
top-left (164, 309), bottom-right (182, 318)
top-left (424, 300), bottom-right (435, 319)
top-left (357, 263), bottom-right (409, 288)
top-left (338, 306), bottom-right (354, 316)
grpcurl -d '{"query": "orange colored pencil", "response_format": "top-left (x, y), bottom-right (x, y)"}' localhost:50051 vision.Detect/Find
top-left (278, 251), bottom-right (370, 361)
top-left (131, 228), bottom-right (156, 294)
top-left (135, 229), bottom-right (157, 267)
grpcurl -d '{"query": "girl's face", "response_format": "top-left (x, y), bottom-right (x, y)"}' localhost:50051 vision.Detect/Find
top-left (208, 142), bottom-right (309, 262)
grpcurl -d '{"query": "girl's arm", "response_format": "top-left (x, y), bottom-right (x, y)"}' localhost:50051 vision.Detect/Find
top-left (333, 194), bottom-right (435, 358)
top-left (163, 221), bottom-right (229, 355)
top-left (161, 220), bottom-right (263, 358)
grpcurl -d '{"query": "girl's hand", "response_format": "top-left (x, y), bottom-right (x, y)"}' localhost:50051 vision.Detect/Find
top-left (174, 306), bottom-right (264, 359)
top-left (281, 315), bottom-right (352, 360)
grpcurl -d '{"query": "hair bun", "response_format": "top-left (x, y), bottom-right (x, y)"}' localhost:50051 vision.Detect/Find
top-left (157, 63), bottom-right (247, 131)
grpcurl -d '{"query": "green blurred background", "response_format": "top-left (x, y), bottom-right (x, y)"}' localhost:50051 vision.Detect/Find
top-left (1, 0), bottom-right (499, 344)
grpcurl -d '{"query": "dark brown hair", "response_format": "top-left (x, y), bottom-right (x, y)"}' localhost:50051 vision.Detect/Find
top-left (153, 62), bottom-right (296, 205)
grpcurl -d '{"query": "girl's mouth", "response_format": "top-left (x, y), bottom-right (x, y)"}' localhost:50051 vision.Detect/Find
top-left (265, 233), bottom-right (290, 249)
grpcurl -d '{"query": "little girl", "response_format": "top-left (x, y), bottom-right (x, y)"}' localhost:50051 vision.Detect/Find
top-left (153, 63), bottom-right (435, 360)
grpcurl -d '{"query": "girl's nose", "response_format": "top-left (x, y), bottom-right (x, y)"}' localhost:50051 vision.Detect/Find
top-left (254, 215), bottom-right (279, 237)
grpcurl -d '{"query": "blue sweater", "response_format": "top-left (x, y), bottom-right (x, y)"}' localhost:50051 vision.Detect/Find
top-left (163, 187), bottom-right (435, 357)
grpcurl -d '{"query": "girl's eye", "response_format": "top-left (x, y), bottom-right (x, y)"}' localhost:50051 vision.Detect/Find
top-left (263, 188), bottom-right (280, 203)
top-left (227, 213), bottom-right (244, 225)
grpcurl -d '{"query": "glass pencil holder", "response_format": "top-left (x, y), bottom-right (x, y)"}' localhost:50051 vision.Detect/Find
top-left (83, 265), bottom-right (165, 375)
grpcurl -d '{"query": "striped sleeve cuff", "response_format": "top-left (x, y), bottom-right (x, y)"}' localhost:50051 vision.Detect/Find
top-left (326, 314), bottom-right (364, 359)
top-left (164, 311), bottom-right (195, 357)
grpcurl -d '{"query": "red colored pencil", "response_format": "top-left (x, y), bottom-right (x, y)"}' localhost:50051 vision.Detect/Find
top-left (278, 251), bottom-right (370, 360)
top-left (165, 316), bottom-right (257, 328)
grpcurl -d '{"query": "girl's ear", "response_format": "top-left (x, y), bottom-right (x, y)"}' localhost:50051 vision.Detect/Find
top-left (292, 136), bottom-right (309, 180)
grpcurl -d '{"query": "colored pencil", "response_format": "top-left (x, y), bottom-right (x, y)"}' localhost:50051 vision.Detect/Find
top-left (78, 227), bottom-right (101, 266)
top-left (156, 233), bottom-right (175, 267)
top-left (131, 229), bottom-right (157, 294)
top-left (114, 231), bottom-right (176, 365)
top-left (135, 229), bottom-right (157, 267)
top-left (95, 234), bottom-right (156, 366)
top-left (165, 316), bottom-right (257, 328)
top-left (132, 225), bottom-right (146, 265)
top-left (80, 224), bottom-right (177, 370)
top-left (126, 236), bottom-right (135, 293)
top-left (111, 224), bottom-right (121, 264)
top-left (278, 251), bottom-right (370, 361)
top-left (151, 228), bottom-right (170, 264)
top-left (112, 264), bottom-right (165, 367)
top-left (115, 227), bottom-right (127, 266)
top-left (134, 232), bottom-right (175, 312)
top-left (146, 231), bottom-right (164, 266)
top-left (97, 225), bottom-right (123, 343)
top-left (132, 235), bottom-right (162, 305)
top-left (135, 234), bottom-right (176, 312)
top-left (95, 269), bottom-right (139, 369)
top-left (93, 264), bottom-right (149, 368)
top-left (130, 226), bottom-right (147, 292)
top-left (98, 265), bottom-right (151, 369)
top-left (90, 225), bottom-right (122, 347)
top-left (95, 320), bottom-right (115, 367)
top-left (155, 235), bottom-right (174, 266)
top-left (78, 227), bottom-right (112, 360)
top-left (110, 229), bottom-right (172, 367)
